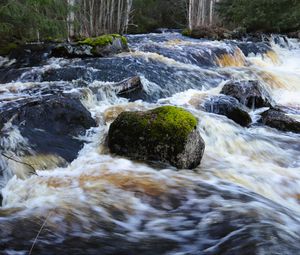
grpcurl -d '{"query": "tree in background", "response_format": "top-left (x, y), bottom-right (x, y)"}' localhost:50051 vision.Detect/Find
top-left (0, 0), bottom-right (68, 43)
top-left (216, 0), bottom-right (300, 32)
top-left (188, 0), bottom-right (221, 30)
top-left (73, 0), bottom-right (133, 38)
top-left (129, 0), bottom-right (187, 33)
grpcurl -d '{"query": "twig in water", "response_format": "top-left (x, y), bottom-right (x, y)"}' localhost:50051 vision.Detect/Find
top-left (28, 211), bottom-right (52, 255)
top-left (0, 152), bottom-right (38, 176)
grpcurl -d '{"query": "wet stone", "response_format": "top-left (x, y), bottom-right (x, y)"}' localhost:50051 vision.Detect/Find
top-left (260, 107), bottom-right (300, 133)
top-left (0, 95), bottom-right (96, 162)
top-left (220, 80), bottom-right (273, 109)
top-left (203, 95), bottom-right (252, 127)
top-left (108, 106), bottom-right (205, 169)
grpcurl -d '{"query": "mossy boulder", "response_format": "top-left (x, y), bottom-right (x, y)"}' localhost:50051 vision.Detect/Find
top-left (51, 34), bottom-right (128, 58)
top-left (79, 34), bottom-right (128, 57)
top-left (108, 106), bottom-right (205, 169)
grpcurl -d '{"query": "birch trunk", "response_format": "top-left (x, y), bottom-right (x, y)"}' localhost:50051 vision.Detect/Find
top-left (188, 0), bottom-right (220, 30)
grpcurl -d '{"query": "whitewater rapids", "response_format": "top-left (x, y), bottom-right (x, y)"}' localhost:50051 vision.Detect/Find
top-left (0, 33), bottom-right (300, 254)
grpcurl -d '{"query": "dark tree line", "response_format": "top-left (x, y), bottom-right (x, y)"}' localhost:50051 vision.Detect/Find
top-left (217, 0), bottom-right (300, 33)
top-left (1, 0), bottom-right (300, 55)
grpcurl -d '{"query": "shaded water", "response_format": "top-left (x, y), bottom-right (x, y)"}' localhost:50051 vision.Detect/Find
top-left (0, 33), bottom-right (300, 254)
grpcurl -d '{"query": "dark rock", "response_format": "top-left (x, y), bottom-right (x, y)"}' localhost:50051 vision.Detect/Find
top-left (42, 67), bottom-right (91, 82)
top-left (0, 96), bottom-right (96, 162)
top-left (51, 44), bottom-right (94, 58)
top-left (235, 41), bottom-right (272, 57)
top-left (260, 108), bottom-right (300, 133)
top-left (7, 43), bottom-right (54, 68)
top-left (108, 106), bottom-right (205, 169)
top-left (51, 35), bottom-right (128, 58)
top-left (203, 95), bottom-right (252, 127)
top-left (220, 80), bottom-right (273, 108)
top-left (114, 76), bottom-right (144, 101)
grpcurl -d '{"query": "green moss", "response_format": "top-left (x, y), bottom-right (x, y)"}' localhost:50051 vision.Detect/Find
top-left (79, 34), bottom-right (127, 47)
top-left (116, 106), bottom-right (198, 151)
top-left (0, 42), bottom-right (18, 56)
top-left (108, 106), bottom-right (201, 168)
top-left (150, 106), bottom-right (198, 139)
top-left (182, 28), bottom-right (192, 37)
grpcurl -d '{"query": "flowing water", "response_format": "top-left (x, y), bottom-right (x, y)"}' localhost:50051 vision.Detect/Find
top-left (0, 33), bottom-right (300, 255)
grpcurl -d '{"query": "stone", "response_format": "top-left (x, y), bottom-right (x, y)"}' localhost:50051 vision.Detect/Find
top-left (260, 108), bottom-right (300, 133)
top-left (220, 80), bottom-right (273, 108)
top-left (0, 95), bottom-right (96, 162)
top-left (108, 106), bottom-right (205, 169)
top-left (203, 95), bottom-right (252, 127)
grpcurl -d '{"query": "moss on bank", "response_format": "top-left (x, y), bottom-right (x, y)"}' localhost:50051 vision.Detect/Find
top-left (79, 34), bottom-right (127, 47)
top-left (0, 42), bottom-right (18, 56)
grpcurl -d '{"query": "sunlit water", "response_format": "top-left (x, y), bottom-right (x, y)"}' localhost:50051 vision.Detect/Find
top-left (0, 33), bottom-right (300, 254)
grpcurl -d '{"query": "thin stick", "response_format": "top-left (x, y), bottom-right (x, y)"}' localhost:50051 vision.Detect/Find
top-left (28, 211), bottom-right (52, 255)
top-left (1, 152), bottom-right (38, 176)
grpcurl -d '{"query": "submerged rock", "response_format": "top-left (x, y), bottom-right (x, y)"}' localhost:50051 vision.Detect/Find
top-left (108, 106), bottom-right (205, 169)
top-left (234, 41), bottom-right (272, 57)
top-left (203, 95), bottom-right (252, 127)
top-left (220, 80), bottom-right (273, 108)
top-left (0, 96), bottom-right (96, 162)
top-left (260, 108), bottom-right (300, 133)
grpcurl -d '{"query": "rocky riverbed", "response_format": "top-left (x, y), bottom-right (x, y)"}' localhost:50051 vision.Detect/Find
top-left (0, 32), bottom-right (300, 254)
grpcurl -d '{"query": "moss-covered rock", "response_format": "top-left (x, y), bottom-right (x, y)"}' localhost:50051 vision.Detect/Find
top-left (79, 34), bottom-right (127, 47)
top-left (51, 34), bottom-right (128, 58)
top-left (108, 106), bottom-right (205, 169)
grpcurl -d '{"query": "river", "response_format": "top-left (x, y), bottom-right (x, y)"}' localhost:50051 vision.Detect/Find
top-left (0, 32), bottom-right (300, 254)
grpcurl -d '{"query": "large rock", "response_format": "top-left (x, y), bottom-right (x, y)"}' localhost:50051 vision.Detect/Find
top-left (51, 34), bottom-right (128, 58)
top-left (203, 95), bottom-right (252, 127)
top-left (51, 44), bottom-right (93, 58)
top-left (0, 96), bottom-right (96, 162)
top-left (108, 106), bottom-right (205, 169)
top-left (260, 108), bottom-right (300, 133)
top-left (220, 80), bottom-right (272, 109)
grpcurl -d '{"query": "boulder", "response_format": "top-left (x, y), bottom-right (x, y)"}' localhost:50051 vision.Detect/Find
top-left (0, 96), bottom-right (96, 162)
top-left (108, 106), bottom-right (205, 169)
top-left (220, 80), bottom-right (272, 109)
top-left (6, 43), bottom-right (54, 68)
top-left (51, 44), bottom-right (93, 58)
top-left (203, 95), bottom-right (252, 127)
top-left (114, 76), bottom-right (144, 101)
top-left (260, 108), bottom-right (300, 133)
top-left (52, 34), bottom-right (128, 58)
